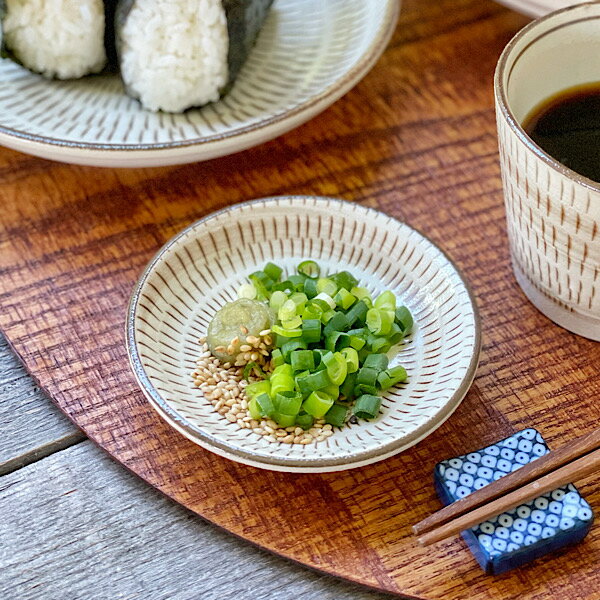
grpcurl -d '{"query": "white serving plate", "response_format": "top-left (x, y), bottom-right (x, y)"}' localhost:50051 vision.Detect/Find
top-left (0, 0), bottom-right (399, 168)
top-left (127, 197), bottom-right (481, 473)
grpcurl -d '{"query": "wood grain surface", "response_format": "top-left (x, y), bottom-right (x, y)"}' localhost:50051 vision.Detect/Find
top-left (2, 1), bottom-right (600, 598)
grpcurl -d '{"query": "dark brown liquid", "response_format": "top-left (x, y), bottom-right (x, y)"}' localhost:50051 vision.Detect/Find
top-left (523, 83), bottom-right (600, 183)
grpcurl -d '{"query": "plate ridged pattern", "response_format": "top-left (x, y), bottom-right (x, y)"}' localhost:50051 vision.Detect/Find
top-left (128, 197), bottom-right (480, 472)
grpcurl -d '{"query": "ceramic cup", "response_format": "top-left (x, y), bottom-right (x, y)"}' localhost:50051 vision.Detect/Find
top-left (495, 2), bottom-right (600, 340)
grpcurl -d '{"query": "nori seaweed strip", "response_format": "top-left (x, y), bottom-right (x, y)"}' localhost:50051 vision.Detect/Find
top-left (222, 0), bottom-right (274, 91)
top-left (114, 0), bottom-right (136, 95)
top-left (0, 0), bottom-right (7, 58)
top-left (103, 0), bottom-right (119, 72)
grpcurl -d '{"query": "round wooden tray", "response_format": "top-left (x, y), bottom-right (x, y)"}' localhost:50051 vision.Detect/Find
top-left (1, 2), bottom-right (599, 599)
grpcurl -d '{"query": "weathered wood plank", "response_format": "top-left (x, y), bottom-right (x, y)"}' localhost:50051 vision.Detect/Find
top-left (0, 334), bottom-right (84, 471)
top-left (0, 441), bottom-right (389, 600)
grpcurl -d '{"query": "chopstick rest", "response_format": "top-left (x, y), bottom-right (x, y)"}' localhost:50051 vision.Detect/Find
top-left (434, 429), bottom-right (594, 575)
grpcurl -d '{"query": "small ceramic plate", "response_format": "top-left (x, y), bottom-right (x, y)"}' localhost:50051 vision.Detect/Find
top-left (127, 197), bottom-right (481, 473)
top-left (495, 0), bottom-right (584, 18)
top-left (0, 0), bottom-right (398, 168)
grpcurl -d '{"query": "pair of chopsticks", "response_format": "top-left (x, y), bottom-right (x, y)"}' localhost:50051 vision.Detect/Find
top-left (414, 428), bottom-right (600, 546)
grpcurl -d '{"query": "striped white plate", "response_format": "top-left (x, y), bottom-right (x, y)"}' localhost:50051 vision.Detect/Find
top-left (127, 197), bottom-right (481, 472)
top-left (495, 0), bottom-right (585, 18)
top-left (0, 0), bottom-right (399, 168)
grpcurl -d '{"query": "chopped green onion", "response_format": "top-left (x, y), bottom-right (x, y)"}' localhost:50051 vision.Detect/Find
top-left (273, 412), bottom-right (297, 427)
top-left (278, 299), bottom-right (297, 322)
top-left (325, 403), bottom-right (348, 427)
top-left (331, 271), bottom-right (358, 291)
top-left (363, 353), bottom-right (389, 372)
top-left (303, 278), bottom-right (318, 299)
top-left (323, 312), bottom-right (348, 336)
top-left (290, 292), bottom-right (308, 311)
top-left (395, 306), bottom-right (414, 332)
top-left (281, 339), bottom-right (308, 361)
top-left (316, 278), bottom-right (338, 297)
top-left (349, 335), bottom-right (366, 351)
top-left (297, 369), bottom-right (330, 392)
top-left (249, 271), bottom-right (274, 295)
top-left (271, 362), bottom-right (293, 378)
top-left (314, 292), bottom-right (336, 310)
top-left (238, 283), bottom-right (257, 299)
top-left (340, 372), bottom-right (357, 400)
top-left (288, 274), bottom-right (307, 291)
top-left (272, 324), bottom-right (302, 338)
top-left (357, 367), bottom-right (379, 387)
top-left (312, 349), bottom-right (328, 367)
top-left (245, 380), bottom-right (271, 398)
top-left (322, 384), bottom-right (340, 399)
top-left (334, 288), bottom-right (356, 310)
top-left (290, 349), bottom-right (315, 372)
top-left (249, 398), bottom-right (262, 420)
top-left (377, 370), bottom-right (393, 390)
top-left (275, 391), bottom-right (303, 415)
top-left (256, 393), bottom-right (275, 417)
top-left (295, 412), bottom-right (314, 430)
top-left (387, 365), bottom-right (408, 385)
top-left (270, 375), bottom-right (296, 396)
top-left (388, 322), bottom-right (405, 345)
top-left (351, 287), bottom-right (373, 305)
top-left (269, 290), bottom-right (288, 312)
top-left (297, 260), bottom-right (321, 279)
top-left (321, 309), bottom-right (336, 324)
top-left (357, 347), bottom-right (370, 363)
top-left (341, 347), bottom-right (359, 373)
top-left (309, 298), bottom-right (331, 313)
top-left (355, 383), bottom-right (379, 396)
top-left (374, 290), bottom-right (396, 311)
top-left (301, 306), bottom-right (321, 320)
top-left (366, 308), bottom-right (394, 336)
top-left (303, 391), bottom-right (335, 418)
top-left (370, 337), bottom-right (391, 353)
top-left (353, 394), bottom-right (382, 420)
top-left (282, 316), bottom-right (303, 330)
top-left (301, 319), bottom-right (322, 344)
top-left (322, 351), bottom-right (347, 386)
top-left (270, 348), bottom-right (285, 368)
top-left (263, 262), bottom-right (283, 282)
top-left (272, 280), bottom-right (295, 293)
top-left (345, 300), bottom-right (368, 327)
top-left (325, 331), bottom-right (351, 352)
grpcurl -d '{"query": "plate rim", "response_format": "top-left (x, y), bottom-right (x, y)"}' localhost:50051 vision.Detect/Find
top-left (126, 196), bottom-right (482, 472)
top-left (0, 0), bottom-right (400, 154)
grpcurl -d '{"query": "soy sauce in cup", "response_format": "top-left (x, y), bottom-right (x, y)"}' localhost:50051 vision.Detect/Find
top-left (523, 83), bottom-right (600, 183)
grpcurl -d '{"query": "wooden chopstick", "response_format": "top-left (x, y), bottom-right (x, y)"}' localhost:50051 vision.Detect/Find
top-left (414, 428), bottom-right (600, 546)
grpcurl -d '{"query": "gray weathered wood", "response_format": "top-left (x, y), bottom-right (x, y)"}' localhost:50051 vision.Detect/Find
top-left (0, 441), bottom-right (390, 600)
top-left (0, 335), bottom-right (84, 471)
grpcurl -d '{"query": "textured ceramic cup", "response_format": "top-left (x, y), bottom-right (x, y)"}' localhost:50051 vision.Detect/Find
top-left (495, 3), bottom-right (600, 340)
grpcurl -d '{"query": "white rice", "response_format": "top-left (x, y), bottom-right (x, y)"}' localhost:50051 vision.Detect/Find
top-left (118, 0), bottom-right (229, 113)
top-left (3, 0), bottom-right (106, 79)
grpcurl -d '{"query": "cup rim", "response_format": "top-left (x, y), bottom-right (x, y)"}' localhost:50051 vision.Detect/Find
top-left (494, 1), bottom-right (600, 194)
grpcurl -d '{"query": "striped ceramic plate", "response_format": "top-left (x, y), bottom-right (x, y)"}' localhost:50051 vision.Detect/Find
top-left (0, 0), bottom-right (399, 168)
top-left (127, 197), bottom-right (481, 473)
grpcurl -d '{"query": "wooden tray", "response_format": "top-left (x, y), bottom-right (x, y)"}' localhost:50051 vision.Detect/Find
top-left (2, 2), bottom-right (600, 598)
